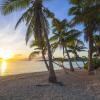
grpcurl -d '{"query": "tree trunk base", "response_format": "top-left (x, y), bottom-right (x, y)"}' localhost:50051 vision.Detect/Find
top-left (88, 71), bottom-right (95, 75)
top-left (70, 68), bottom-right (74, 72)
top-left (49, 76), bottom-right (57, 83)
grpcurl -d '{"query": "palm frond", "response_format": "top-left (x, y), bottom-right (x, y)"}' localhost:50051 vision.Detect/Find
top-left (29, 51), bottom-right (40, 59)
top-left (43, 7), bottom-right (55, 18)
top-left (1, 0), bottom-right (31, 15)
top-left (15, 7), bottom-right (33, 29)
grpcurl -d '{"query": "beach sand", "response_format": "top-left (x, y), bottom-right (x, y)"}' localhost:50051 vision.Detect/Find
top-left (0, 69), bottom-right (100, 100)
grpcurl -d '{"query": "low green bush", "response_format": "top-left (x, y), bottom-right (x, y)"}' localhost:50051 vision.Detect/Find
top-left (84, 58), bottom-right (100, 70)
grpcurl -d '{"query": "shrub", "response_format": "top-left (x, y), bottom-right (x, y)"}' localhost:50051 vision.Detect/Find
top-left (84, 58), bottom-right (100, 70)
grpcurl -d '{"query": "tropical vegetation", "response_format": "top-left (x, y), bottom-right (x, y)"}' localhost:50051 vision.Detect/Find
top-left (69, 0), bottom-right (100, 73)
top-left (1, 0), bottom-right (57, 83)
top-left (0, 0), bottom-right (100, 83)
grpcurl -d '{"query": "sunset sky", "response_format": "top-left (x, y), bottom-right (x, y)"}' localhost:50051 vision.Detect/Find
top-left (0, 0), bottom-right (86, 59)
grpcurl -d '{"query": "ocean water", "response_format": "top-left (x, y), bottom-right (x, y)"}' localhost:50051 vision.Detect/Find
top-left (0, 60), bottom-right (84, 76)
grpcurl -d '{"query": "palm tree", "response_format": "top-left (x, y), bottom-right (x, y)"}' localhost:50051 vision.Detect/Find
top-left (50, 18), bottom-right (80, 71)
top-left (94, 35), bottom-right (100, 57)
top-left (1, 0), bottom-right (57, 83)
top-left (68, 39), bottom-right (86, 68)
top-left (29, 40), bottom-right (49, 71)
top-left (69, 0), bottom-right (100, 74)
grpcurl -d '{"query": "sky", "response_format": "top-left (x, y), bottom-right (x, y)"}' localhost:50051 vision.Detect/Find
top-left (0, 0), bottom-right (87, 59)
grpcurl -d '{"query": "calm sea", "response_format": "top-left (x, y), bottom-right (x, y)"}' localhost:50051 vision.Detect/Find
top-left (0, 60), bottom-right (84, 76)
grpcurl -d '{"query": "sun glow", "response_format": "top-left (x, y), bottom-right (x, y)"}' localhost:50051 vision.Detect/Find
top-left (0, 61), bottom-right (7, 76)
top-left (0, 49), bottom-right (14, 60)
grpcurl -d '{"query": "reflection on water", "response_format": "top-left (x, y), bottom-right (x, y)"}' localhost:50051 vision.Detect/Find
top-left (0, 60), bottom-right (83, 76)
top-left (0, 60), bottom-right (7, 76)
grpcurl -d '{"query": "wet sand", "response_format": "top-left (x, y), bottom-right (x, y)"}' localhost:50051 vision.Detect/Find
top-left (0, 69), bottom-right (100, 100)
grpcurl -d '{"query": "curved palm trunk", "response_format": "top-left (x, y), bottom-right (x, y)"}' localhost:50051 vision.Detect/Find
top-left (75, 59), bottom-right (81, 69)
top-left (42, 50), bottom-right (49, 71)
top-left (65, 47), bottom-right (74, 71)
top-left (81, 58), bottom-right (86, 65)
top-left (98, 46), bottom-right (100, 57)
top-left (94, 40), bottom-right (99, 59)
top-left (88, 33), bottom-right (94, 74)
top-left (61, 62), bottom-right (69, 74)
top-left (74, 52), bottom-right (81, 68)
top-left (52, 61), bottom-right (68, 74)
top-left (34, 0), bottom-right (56, 82)
top-left (44, 33), bottom-right (57, 83)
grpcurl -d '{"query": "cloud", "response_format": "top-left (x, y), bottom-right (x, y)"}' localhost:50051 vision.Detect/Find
top-left (0, 12), bottom-right (32, 56)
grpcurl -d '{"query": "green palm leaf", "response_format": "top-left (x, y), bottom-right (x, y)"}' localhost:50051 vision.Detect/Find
top-left (1, 0), bottom-right (31, 15)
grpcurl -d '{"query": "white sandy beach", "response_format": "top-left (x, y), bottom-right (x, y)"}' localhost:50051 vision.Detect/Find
top-left (0, 69), bottom-right (100, 100)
